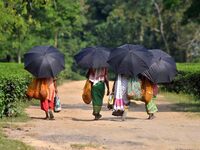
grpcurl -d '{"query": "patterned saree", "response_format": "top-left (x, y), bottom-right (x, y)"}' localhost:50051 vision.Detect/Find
top-left (145, 96), bottom-right (158, 114)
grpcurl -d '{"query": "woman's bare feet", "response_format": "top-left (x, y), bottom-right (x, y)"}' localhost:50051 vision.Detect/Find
top-left (94, 114), bottom-right (102, 120)
top-left (49, 110), bottom-right (55, 120)
top-left (44, 111), bottom-right (49, 120)
top-left (148, 113), bottom-right (155, 120)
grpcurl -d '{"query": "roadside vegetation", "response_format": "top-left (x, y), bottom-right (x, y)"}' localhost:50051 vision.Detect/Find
top-left (0, 131), bottom-right (33, 150)
top-left (161, 91), bottom-right (200, 114)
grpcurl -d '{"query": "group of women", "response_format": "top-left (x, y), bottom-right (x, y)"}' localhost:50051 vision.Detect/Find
top-left (36, 67), bottom-right (158, 121)
top-left (86, 67), bottom-right (158, 121)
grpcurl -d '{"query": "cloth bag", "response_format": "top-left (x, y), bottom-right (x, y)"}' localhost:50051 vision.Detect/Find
top-left (54, 95), bottom-right (61, 112)
top-left (107, 93), bottom-right (114, 110)
top-left (127, 77), bottom-right (142, 100)
top-left (82, 80), bottom-right (92, 104)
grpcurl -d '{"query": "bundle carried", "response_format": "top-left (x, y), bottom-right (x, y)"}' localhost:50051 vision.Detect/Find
top-left (127, 77), bottom-right (153, 103)
top-left (141, 77), bottom-right (153, 103)
top-left (26, 78), bottom-right (49, 100)
top-left (82, 79), bottom-right (92, 104)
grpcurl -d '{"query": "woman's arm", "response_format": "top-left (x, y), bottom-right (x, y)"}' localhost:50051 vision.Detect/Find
top-left (104, 69), bottom-right (110, 95)
top-left (53, 78), bottom-right (58, 94)
top-left (86, 69), bottom-right (90, 79)
top-left (105, 77), bottom-right (110, 96)
top-left (112, 81), bottom-right (116, 94)
top-left (111, 74), bottom-right (118, 94)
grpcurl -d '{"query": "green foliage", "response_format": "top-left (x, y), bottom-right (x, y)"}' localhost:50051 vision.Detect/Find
top-left (163, 63), bottom-right (200, 99)
top-left (177, 63), bottom-right (200, 72)
top-left (0, 63), bottom-right (31, 117)
top-left (83, 0), bottom-right (199, 62)
top-left (0, 0), bottom-right (30, 63)
top-left (0, 0), bottom-right (87, 65)
top-left (0, 0), bottom-right (199, 74)
top-left (163, 0), bottom-right (182, 9)
top-left (59, 68), bottom-right (85, 81)
top-left (182, 0), bottom-right (200, 24)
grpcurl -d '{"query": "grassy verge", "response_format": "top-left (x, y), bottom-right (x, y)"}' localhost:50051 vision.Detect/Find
top-left (0, 101), bottom-right (34, 150)
top-left (0, 127), bottom-right (33, 150)
top-left (0, 101), bottom-right (31, 123)
top-left (161, 91), bottom-right (200, 114)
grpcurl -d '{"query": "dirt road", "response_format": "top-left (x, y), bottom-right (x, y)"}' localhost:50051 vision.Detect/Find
top-left (4, 81), bottom-right (200, 150)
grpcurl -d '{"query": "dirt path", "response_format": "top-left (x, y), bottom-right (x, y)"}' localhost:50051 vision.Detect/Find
top-left (4, 81), bottom-right (200, 150)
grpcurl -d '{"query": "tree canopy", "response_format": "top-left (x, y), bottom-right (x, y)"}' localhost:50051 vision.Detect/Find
top-left (0, 0), bottom-right (199, 66)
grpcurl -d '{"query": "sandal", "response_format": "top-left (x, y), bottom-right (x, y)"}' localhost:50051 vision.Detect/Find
top-left (148, 113), bottom-right (155, 120)
top-left (94, 114), bottom-right (102, 120)
top-left (44, 111), bottom-right (49, 120)
top-left (49, 110), bottom-right (55, 120)
top-left (112, 110), bottom-right (124, 116)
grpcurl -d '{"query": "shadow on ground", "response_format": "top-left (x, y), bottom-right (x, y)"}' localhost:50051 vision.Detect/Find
top-left (70, 116), bottom-right (139, 122)
top-left (60, 101), bottom-right (200, 113)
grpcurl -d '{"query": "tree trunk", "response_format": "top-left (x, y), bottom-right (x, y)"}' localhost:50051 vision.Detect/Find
top-left (54, 30), bottom-right (58, 48)
top-left (18, 31), bottom-right (21, 63)
top-left (18, 53), bottom-right (21, 64)
top-left (152, 0), bottom-right (170, 54)
top-left (139, 25), bottom-right (144, 43)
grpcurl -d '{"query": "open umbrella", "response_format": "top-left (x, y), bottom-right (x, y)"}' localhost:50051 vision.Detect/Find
top-left (74, 46), bottom-right (110, 69)
top-left (24, 46), bottom-right (65, 78)
top-left (142, 49), bottom-right (177, 83)
top-left (107, 44), bottom-right (153, 76)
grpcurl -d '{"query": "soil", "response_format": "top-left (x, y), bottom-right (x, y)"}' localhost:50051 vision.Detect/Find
top-left (4, 81), bottom-right (200, 150)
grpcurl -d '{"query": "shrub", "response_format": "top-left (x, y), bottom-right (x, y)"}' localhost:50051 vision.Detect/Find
top-left (0, 63), bottom-right (31, 117)
top-left (163, 63), bottom-right (200, 99)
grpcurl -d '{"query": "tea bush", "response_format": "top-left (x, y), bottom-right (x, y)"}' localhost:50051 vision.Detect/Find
top-left (0, 63), bottom-right (31, 117)
top-left (163, 63), bottom-right (200, 99)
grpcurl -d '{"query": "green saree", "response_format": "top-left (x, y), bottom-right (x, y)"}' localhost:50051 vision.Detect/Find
top-left (91, 81), bottom-right (105, 115)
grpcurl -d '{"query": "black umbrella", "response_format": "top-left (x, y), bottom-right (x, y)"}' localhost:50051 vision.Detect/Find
top-left (74, 46), bottom-right (110, 69)
top-left (24, 46), bottom-right (65, 78)
top-left (142, 49), bottom-right (177, 83)
top-left (107, 44), bottom-right (153, 76)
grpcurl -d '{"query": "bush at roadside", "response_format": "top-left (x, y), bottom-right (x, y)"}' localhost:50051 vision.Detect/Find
top-left (163, 63), bottom-right (200, 99)
top-left (0, 63), bottom-right (31, 117)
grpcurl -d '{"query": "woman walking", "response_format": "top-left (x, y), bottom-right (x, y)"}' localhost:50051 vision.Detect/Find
top-left (40, 77), bottom-right (57, 120)
top-left (140, 76), bottom-right (158, 119)
top-left (87, 68), bottom-right (110, 120)
top-left (112, 74), bottom-right (130, 119)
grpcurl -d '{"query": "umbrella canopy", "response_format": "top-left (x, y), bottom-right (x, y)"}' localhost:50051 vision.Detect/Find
top-left (74, 46), bottom-right (110, 69)
top-left (24, 46), bottom-right (65, 78)
top-left (142, 49), bottom-right (177, 83)
top-left (107, 44), bottom-right (153, 76)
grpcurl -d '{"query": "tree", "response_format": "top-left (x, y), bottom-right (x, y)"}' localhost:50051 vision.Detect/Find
top-left (182, 0), bottom-right (200, 24)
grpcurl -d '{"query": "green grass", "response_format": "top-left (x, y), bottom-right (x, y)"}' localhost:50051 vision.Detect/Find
top-left (0, 101), bottom-right (31, 123)
top-left (0, 100), bottom-right (33, 150)
top-left (28, 99), bottom-right (40, 107)
top-left (176, 63), bottom-right (200, 72)
top-left (161, 91), bottom-right (200, 114)
top-left (0, 120), bottom-right (33, 149)
top-left (0, 131), bottom-right (33, 150)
